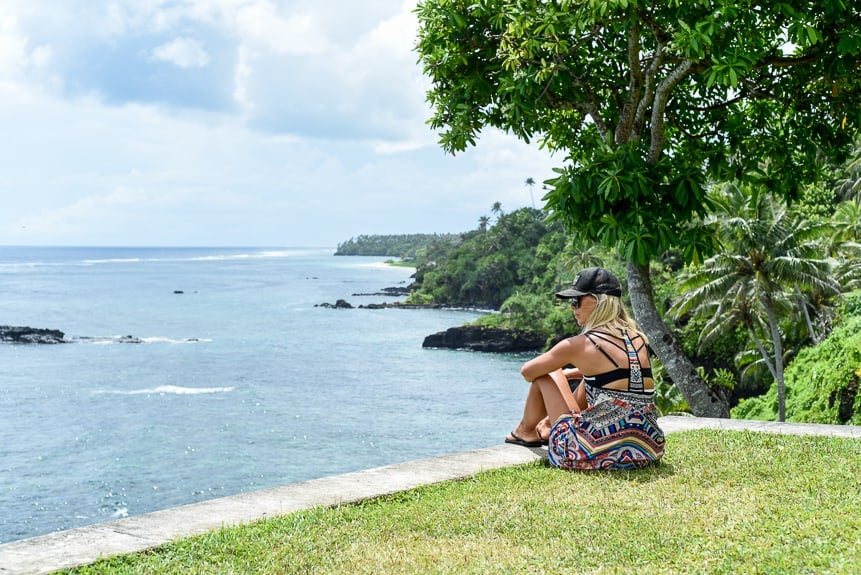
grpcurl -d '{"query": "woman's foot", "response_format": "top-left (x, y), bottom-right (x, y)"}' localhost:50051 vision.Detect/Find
top-left (535, 417), bottom-right (552, 445)
top-left (505, 422), bottom-right (544, 447)
top-left (505, 430), bottom-right (544, 448)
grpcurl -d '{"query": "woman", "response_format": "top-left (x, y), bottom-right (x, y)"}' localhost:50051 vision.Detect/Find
top-left (505, 267), bottom-right (665, 470)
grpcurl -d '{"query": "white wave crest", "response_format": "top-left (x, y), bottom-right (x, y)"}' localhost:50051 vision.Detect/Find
top-left (75, 336), bottom-right (210, 344)
top-left (104, 385), bottom-right (235, 396)
top-left (81, 258), bottom-right (143, 265)
top-left (139, 337), bottom-right (212, 344)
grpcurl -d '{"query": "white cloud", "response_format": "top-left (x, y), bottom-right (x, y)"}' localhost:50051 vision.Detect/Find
top-left (151, 37), bottom-right (210, 68)
top-left (235, 3), bottom-right (333, 55)
top-left (0, 12), bottom-right (54, 96)
top-left (0, 1), bottom-right (564, 247)
top-left (233, 44), bottom-right (253, 111)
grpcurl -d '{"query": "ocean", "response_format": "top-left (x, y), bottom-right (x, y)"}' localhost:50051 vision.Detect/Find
top-left (0, 247), bottom-right (534, 544)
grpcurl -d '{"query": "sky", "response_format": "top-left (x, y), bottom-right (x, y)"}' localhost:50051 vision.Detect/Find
top-left (0, 0), bottom-right (560, 247)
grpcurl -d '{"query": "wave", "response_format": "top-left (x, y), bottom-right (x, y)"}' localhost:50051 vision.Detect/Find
top-left (101, 385), bottom-right (236, 396)
top-left (79, 248), bottom-right (336, 265)
top-left (0, 247), bottom-right (336, 270)
top-left (74, 336), bottom-right (211, 345)
top-left (81, 258), bottom-right (144, 264)
top-left (139, 337), bottom-right (213, 344)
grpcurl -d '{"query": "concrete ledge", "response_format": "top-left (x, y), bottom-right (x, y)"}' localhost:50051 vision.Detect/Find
top-left (1, 417), bottom-right (859, 575)
top-left (658, 415), bottom-right (861, 438)
top-left (0, 444), bottom-right (544, 575)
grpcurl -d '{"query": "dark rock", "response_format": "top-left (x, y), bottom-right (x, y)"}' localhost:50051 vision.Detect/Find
top-left (359, 302), bottom-right (440, 310)
top-left (352, 286), bottom-right (411, 297)
top-left (422, 325), bottom-right (544, 353)
top-left (0, 325), bottom-right (67, 344)
top-left (315, 299), bottom-right (354, 309)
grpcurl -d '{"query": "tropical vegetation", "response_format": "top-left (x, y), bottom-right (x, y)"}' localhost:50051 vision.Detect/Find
top-left (671, 184), bottom-right (845, 421)
top-left (414, 0), bottom-right (861, 418)
top-left (335, 233), bottom-right (459, 258)
top-left (396, 187), bottom-right (860, 423)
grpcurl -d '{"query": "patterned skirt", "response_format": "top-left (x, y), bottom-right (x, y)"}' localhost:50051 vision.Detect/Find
top-left (547, 398), bottom-right (665, 471)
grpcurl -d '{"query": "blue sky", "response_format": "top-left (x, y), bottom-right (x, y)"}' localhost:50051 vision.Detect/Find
top-left (0, 1), bottom-right (559, 247)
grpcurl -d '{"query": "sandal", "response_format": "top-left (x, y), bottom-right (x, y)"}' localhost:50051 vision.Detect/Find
top-left (504, 431), bottom-right (544, 448)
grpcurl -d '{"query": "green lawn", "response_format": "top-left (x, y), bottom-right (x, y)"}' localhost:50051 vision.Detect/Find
top-left (61, 430), bottom-right (861, 574)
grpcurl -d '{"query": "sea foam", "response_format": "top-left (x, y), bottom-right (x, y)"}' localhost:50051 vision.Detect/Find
top-left (101, 385), bottom-right (235, 396)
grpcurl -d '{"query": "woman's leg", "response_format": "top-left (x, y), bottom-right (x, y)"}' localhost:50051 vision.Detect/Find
top-left (507, 378), bottom-right (547, 443)
top-left (509, 370), bottom-right (579, 443)
top-left (536, 377), bottom-right (585, 439)
top-left (536, 370), bottom-right (582, 423)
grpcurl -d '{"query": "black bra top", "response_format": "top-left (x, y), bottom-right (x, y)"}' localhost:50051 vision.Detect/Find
top-left (585, 367), bottom-right (653, 388)
top-left (582, 330), bottom-right (653, 390)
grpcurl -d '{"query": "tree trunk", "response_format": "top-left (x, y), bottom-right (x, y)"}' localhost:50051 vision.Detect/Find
top-left (764, 303), bottom-right (786, 422)
top-left (626, 262), bottom-right (729, 418)
top-left (795, 286), bottom-right (819, 344)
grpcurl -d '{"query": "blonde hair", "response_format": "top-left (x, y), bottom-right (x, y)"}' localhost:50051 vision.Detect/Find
top-left (580, 293), bottom-right (648, 343)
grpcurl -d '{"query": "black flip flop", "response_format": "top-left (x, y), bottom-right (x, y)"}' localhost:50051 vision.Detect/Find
top-left (505, 431), bottom-right (544, 448)
top-left (537, 430), bottom-right (549, 446)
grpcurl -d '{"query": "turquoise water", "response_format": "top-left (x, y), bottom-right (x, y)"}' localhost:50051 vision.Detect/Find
top-left (0, 247), bottom-right (533, 543)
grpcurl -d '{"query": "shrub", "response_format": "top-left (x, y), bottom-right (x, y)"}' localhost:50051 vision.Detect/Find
top-left (783, 315), bottom-right (861, 424)
top-left (732, 297), bottom-right (861, 424)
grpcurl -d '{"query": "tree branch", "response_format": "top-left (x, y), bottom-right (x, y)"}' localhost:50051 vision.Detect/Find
top-left (615, 17), bottom-right (643, 144)
top-left (649, 61), bottom-right (693, 163)
top-left (633, 47), bottom-right (666, 140)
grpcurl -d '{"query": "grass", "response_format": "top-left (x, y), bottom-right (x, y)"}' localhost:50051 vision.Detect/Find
top-left (59, 430), bottom-right (860, 574)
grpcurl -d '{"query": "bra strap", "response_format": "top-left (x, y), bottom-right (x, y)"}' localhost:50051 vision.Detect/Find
top-left (584, 332), bottom-right (621, 368)
top-left (623, 330), bottom-right (644, 393)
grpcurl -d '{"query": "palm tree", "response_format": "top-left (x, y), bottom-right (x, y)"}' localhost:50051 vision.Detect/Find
top-left (490, 201), bottom-right (503, 222)
top-left (830, 199), bottom-right (861, 245)
top-left (525, 177), bottom-right (536, 208)
top-left (671, 183), bottom-right (840, 421)
top-left (478, 215), bottom-right (490, 233)
top-left (829, 199), bottom-right (861, 293)
top-left (835, 138), bottom-right (861, 202)
top-left (559, 236), bottom-right (606, 279)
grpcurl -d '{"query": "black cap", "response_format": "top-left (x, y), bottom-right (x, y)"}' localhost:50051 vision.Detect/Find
top-left (555, 267), bottom-right (622, 299)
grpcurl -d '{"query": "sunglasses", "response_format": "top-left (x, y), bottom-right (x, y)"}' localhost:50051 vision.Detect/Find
top-left (569, 294), bottom-right (592, 309)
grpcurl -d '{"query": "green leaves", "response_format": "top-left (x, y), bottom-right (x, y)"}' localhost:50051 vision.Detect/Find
top-left (415, 0), bottom-right (861, 265)
top-left (673, 17), bottom-right (714, 59)
top-left (704, 50), bottom-right (757, 89)
top-left (543, 140), bottom-right (716, 265)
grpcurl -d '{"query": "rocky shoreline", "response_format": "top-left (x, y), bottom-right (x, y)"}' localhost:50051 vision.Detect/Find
top-left (8, 285), bottom-right (542, 353)
top-left (421, 325), bottom-right (545, 353)
top-left (315, 293), bottom-right (544, 353)
top-left (0, 326), bottom-right (198, 345)
top-left (0, 325), bottom-right (68, 344)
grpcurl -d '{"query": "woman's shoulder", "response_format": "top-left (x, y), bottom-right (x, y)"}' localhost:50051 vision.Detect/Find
top-left (588, 326), bottom-right (647, 341)
top-left (550, 333), bottom-right (588, 354)
top-left (556, 332), bottom-right (601, 357)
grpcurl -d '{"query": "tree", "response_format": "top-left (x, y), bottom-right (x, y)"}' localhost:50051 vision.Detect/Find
top-left (829, 199), bottom-right (861, 292)
top-left (412, 207), bottom-right (552, 308)
top-left (525, 176), bottom-right (536, 208)
top-left (415, 0), bottom-right (861, 417)
top-left (835, 137), bottom-right (861, 202)
top-left (670, 184), bottom-right (841, 421)
top-left (491, 201), bottom-right (504, 222)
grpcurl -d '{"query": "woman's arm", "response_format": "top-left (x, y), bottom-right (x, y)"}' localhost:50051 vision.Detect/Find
top-left (562, 367), bottom-right (582, 380)
top-left (520, 338), bottom-right (577, 382)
